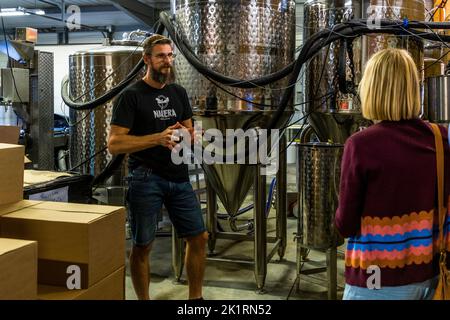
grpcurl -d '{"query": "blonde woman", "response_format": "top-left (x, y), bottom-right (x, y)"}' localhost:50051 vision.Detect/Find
top-left (335, 48), bottom-right (450, 300)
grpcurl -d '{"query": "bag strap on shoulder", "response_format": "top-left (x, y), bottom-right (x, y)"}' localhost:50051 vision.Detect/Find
top-left (430, 123), bottom-right (446, 253)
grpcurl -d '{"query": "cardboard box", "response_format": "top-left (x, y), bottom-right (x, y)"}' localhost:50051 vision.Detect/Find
top-left (0, 125), bottom-right (20, 144)
top-left (0, 238), bottom-right (37, 300)
top-left (0, 127), bottom-right (29, 163)
top-left (0, 200), bottom-right (42, 217)
top-left (0, 143), bottom-right (24, 205)
top-left (37, 266), bottom-right (125, 300)
top-left (0, 203), bottom-right (126, 289)
top-left (31, 201), bottom-right (122, 214)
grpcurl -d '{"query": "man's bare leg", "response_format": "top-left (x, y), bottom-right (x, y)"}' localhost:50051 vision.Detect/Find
top-left (185, 232), bottom-right (208, 299)
top-left (129, 242), bottom-right (153, 300)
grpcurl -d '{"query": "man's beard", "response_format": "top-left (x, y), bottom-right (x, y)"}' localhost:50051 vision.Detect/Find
top-left (150, 64), bottom-right (176, 84)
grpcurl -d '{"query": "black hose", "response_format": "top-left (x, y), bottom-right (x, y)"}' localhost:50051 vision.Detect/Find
top-left (351, 19), bottom-right (450, 30)
top-left (266, 23), bottom-right (444, 130)
top-left (91, 154), bottom-right (125, 187)
top-left (338, 38), bottom-right (349, 94)
top-left (163, 14), bottom-right (450, 133)
top-left (61, 59), bottom-right (145, 110)
top-left (85, 18), bottom-right (450, 183)
top-left (61, 23), bottom-right (166, 111)
top-left (159, 11), bottom-right (296, 89)
top-left (161, 10), bottom-right (369, 90)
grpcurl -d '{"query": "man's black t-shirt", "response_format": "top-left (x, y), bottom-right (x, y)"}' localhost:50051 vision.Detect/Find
top-left (111, 80), bottom-right (193, 182)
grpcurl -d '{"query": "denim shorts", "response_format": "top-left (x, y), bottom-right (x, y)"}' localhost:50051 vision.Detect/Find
top-left (343, 276), bottom-right (439, 300)
top-left (126, 166), bottom-right (206, 246)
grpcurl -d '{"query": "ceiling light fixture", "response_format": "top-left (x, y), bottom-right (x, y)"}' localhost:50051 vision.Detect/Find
top-left (0, 7), bottom-right (46, 17)
top-left (0, 8), bottom-right (29, 17)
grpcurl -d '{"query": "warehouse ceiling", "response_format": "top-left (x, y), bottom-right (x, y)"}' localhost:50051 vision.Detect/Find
top-left (0, 0), bottom-right (303, 43)
top-left (0, 0), bottom-right (171, 34)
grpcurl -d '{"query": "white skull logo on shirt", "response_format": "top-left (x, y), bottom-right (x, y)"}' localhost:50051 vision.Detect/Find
top-left (156, 95), bottom-right (170, 109)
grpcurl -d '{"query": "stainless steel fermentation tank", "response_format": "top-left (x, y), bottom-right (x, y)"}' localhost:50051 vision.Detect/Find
top-left (304, 0), bottom-right (364, 145)
top-left (68, 40), bottom-right (143, 184)
top-left (296, 142), bottom-right (343, 299)
top-left (423, 0), bottom-right (450, 122)
top-left (173, 0), bottom-right (295, 292)
top-left (304, 0), bottom-right (425, 144)
top-left (427, 76), bottom-right (450, 123)
top-left (364, 0), bottom-right (425, 72)
top-left (298, 143), bottom-right (344, 250)
top-left (301, 1), bottom-right (362, 299)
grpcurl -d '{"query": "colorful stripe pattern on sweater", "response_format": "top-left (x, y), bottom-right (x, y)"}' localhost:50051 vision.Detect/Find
top-left (345, 209), bottom-right (450, 270)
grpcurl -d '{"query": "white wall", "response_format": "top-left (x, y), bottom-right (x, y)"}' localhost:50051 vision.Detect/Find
top-left (37, 43), bottom-right (103, 116)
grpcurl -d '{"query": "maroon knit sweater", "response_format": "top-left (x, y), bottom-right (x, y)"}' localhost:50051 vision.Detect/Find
top-left (335, 119), bottom-right (450, 287)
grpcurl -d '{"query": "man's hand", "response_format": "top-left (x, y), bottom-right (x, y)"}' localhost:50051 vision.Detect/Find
top-left (159, 122), bottom-right (183, 150)
top-left (180, 124), bottom-right (203, 144)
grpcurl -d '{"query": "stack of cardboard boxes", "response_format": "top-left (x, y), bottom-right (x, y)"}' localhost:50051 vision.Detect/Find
top-left (0, 143), bottom-right (126, 300)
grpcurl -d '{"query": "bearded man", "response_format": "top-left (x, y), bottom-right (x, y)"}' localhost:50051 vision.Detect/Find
top-left (108, 34), bottom-right (207, 300)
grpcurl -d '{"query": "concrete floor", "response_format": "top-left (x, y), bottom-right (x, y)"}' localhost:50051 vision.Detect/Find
top-left (123, 164), bottom-right (346, 300)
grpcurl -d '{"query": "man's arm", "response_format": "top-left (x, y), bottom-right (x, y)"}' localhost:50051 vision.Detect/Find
top-left (108, 123), bottom-right (182, 155)
top-left (181, 118), bottom-right (192, 129)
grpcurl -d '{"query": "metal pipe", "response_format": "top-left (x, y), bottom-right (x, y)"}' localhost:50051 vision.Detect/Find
top-left (326, 247), bottom-right (338, 300)
top-left (267, 239), bottom-right (282, 263)
top-left (206, 257), bottom-right (254, 266)
top-left (296, 142), bottom-right (310, 266)
top-left (214, 232), bottom-right (254, 241)
top-left (276, 134), bottom-right (287, 260)
top-left (213, 232), bottom-right (278, 243)
top-left (296, 240), bottom-right (302, 292)
top-left (171, 228), bottom-right (184, 282)
top-left (297, 140), bottom-right (303, 246)
top-left (254, 164), bottom-right (267, 292)
top-left (203, 242), bottom-right (280, 277)
top-left (57, 149), bottom-right (67, 171)
top-left (127, 29), bottom-right (148, 40)
top-left (206, 177), bottom-right (217, 254)
top-left (299, 123), bottom-right (314, 143)
top-left (229, 218), bottom-right (253, 232)
top-left (170, 0), bottom-right (176, 16)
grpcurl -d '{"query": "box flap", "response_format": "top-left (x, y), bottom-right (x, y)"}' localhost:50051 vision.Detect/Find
top-left (37, 266), bottom-right (125, 300)
top-left (33, 201), bottom-right (124, 214)
top-left (0, 143), bottom-right (24, 206)
top-left (0, 143), bottom-right (23, 150)
top-left (0, 237), bottom-right (36, 256)
top-left (0, 238), bottom-right (37, 300)
top-left (0, 200), bottom-right (42, 216)
top-left (37, 284), bottom-right (85, 300)
top-left (1, 210), bottom-right (90, 263)
top-left (3, 208), bottom-right (104, 224)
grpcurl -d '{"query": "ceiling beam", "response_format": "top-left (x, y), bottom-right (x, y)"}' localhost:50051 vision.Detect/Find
top-left (3, 24), bottom-right (148, 35)
top-left (38, 0), bottom-right (61, 8)
top-left (37, 5), bottom-right (121, 15)
top-left (109, 0), bottom-right (159, 29)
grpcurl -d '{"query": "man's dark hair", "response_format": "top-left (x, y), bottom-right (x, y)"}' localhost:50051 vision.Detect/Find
top-left (142, 35), bottom-right (172, 56)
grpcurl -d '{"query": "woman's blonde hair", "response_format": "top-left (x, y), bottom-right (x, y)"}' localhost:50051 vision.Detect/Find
top-left (359, 48), bottom-right (421, 121)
